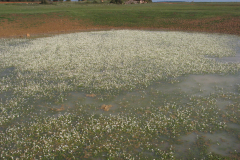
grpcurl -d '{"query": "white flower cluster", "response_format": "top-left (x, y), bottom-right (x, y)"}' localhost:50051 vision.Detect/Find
top-left (0, 30), bottom-right (239, 97)
top-left (0, 30), bottom-right (240, 159)
top-left (0, 97), bottom-right (230, 159)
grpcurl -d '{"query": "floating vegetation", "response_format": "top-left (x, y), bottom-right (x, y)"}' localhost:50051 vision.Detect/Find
top-left (0, 30), bottom-right (240, 159)
top-left (101, 104), bottom-right (113, 111)
top-left (86, 94), bottom-right (97, 98)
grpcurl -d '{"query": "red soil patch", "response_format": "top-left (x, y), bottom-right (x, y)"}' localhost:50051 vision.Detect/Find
top-left (0, 13), bottom-right (239, 38)
top-left (0, 13), bottom-right (102, 38)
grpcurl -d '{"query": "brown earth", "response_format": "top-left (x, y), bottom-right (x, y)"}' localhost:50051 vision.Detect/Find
top-left (0, 13), bottom-right (239, 38)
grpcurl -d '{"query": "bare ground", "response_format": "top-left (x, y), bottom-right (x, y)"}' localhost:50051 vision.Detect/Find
top-left (0, 13), bottom-right (239, 38)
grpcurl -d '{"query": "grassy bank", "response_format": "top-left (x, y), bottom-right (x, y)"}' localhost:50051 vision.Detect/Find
top-left (1, 2), bottom-right (240, 18)
top-left (0, 2), bottom-right (240, 37)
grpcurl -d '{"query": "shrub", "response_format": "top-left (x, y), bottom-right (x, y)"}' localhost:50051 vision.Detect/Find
top-left (110, 0), bottom-right (122, 4)
top-left (40, 0), bottom-right (48, 4)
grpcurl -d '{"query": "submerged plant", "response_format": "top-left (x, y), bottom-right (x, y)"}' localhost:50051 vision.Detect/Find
top-left (0, 30), bottom-right (240, 159)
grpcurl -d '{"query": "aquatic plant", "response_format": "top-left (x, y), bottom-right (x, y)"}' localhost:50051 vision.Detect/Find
top-left (0, 30), bottom-right (239, 159)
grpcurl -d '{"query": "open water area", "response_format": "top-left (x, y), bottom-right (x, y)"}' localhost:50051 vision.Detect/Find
top-left (0, 30), bottom-right (240, 159)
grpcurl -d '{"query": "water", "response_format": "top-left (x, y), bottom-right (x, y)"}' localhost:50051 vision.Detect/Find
top-left (0, 67), bottom-right (14, 78)
top-left (18, 71), bottom-right (239, 158)
top-left (0, 30), bottom-right (239, 159)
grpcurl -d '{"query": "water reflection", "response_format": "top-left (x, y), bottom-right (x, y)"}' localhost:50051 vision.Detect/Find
top-left (0, 67), bottom-right (15, 77)
top-left (204, 132), bottom-right (240, 156)
top-left (34, 72), bottom-right (240, 157)
top-left (215, 41), bottom-right (240, 63)
top-left (177, 74), bottom-right (240, 96)
top-left (215, 53), bottom-right (240, 63)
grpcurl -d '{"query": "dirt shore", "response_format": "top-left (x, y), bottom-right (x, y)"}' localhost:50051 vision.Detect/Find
top-left (0, 13), bottom-right (239, 38)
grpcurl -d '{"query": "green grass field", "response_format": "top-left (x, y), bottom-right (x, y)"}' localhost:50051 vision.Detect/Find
top-left (0, 2), bottom-right (240, 28)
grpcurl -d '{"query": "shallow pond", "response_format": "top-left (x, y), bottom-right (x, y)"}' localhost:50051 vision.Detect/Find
top-left (0, 30), bottom-right (240, 159)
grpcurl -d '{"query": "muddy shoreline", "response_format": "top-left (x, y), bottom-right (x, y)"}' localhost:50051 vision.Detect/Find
top-left (0, 13), bottom-right (239, 38)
